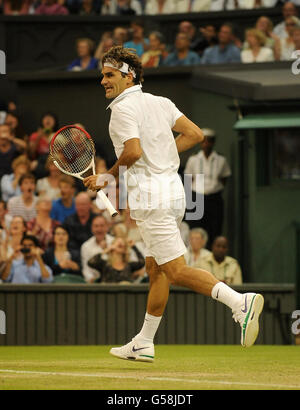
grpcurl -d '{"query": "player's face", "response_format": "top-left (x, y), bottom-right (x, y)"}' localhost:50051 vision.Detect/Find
top-left (101, 67), bottom-right (132, 99)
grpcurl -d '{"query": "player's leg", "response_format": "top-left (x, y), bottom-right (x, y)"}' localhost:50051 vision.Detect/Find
top-left (160, 255), bottom-right (264, 347)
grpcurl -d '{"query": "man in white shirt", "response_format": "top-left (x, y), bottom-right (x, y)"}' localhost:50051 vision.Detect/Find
top-left (184, 129), bottom-right (231, 248)
top-left (84, 46), bottom-right (264, 361)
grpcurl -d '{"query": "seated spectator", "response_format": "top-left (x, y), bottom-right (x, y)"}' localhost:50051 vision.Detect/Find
top-left (145, 0), bottom-right (176, 14)
top-left (274, 2), bottom-right (298, 40)
top-left (251, 16), bottom-right (281, 60)
top-left (197, 24), bottom-right (218, 57)
top-left (0, 124), bottom-right (22, 179)
top-left (163, 33), bottom-right (201, 66)
top-left (68, 38), bottom-right (98, 72)
top-left (1, 234), bottom-right (53, 284)
top-left (35, 0), bottom-right (69, 15)
top-left (291, 27), bottom-right (300, 60)
top-left (79, 0), bottom-right (98, 14)
top-left (279, 17), bottom-right (300, 61)
top-left (7, 173), bottom-right (38, 223)
top-left (175, 0), bottom-right (211, 12)
top-left (63, 192), bottom-right (96, 249)
top-left (113, 26), bottom-right (128, 46)
top-left (43, 226), bottom-right (81, 277)
top-left (1, 155), bottom-right (31, 202)
top-left (36, 156), bottom-right (62, 200)
top-left (29, 112), bottom-right (58, 160)
top-left (241, 29), bottom-right (274, 63)
top-left (197, 236), bottom-right (242, 285)
top-left (81, 215), bottom-right (114, 282)
top-left (27, 197), bottom-right (60, 251)
top-left (3, 0), bottom-right (33, 15)
top-left (0, 200), bottom-right (8, 231)
top-left (50, 175), bottom-right (76, 224)
top-left (88, 237), bottom-right (145, 283)
top-left (94, 32), bottom-right (114, 65)
top-left (101, 0), bottom-right (116, 14)
top-left (185, 228), bottom-right (211, 267)
top-left (124, 20), bottom-right (149, 58)
top-left (116, 0), bottom-right (142, 15)
top-left (201, 23), bottom-right (241, 64)
top-left (178, 21), bottom-right (216, 56)
top-left (4, 112), bottom-right (28, 145)
top-left (0, 215), bottom-right (27, 263)
top-left (141, 31), bottom-right (167, 68)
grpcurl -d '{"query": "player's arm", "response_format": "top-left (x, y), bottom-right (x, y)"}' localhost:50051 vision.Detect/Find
top-left (83, 138), bottom-right (142, 191)
top-left (173, 115), bottom-right (204, 153)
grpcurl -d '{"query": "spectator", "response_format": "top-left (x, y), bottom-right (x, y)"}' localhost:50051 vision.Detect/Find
top-left (63, 192), bottom-right (96, 249)
top-left (291, 27), bottom-right (300, 60)
top-left (101, 0), bottom-right (116, 14)
top-left (113, 26), bottom-right (128, 46)
top-left (184, 228), bottom-right (211, 267)
top-left (1, 155), bottom-right (31, 202)
top-left (141, 31), bottom-right (167, 68)
top-left (4, 112), bottom-right (28, 144)
top-left (1, 234), bottom-right (53, 284)
top-left (145, 0), bottom-right (176, 14)
top-left (279, 17), bottom-right (300, 61)
top-left (178, 21), bottom-right (210, 56)
top-left (80, 215), bottom-right (114, 282)
top-left (94, 32), bottom-right (114, 65)
top-left (43, 225), bottom-right (81, 277)
top-left (35, 0), bottom-right (69, 14)
top-left (184, 128), bottom-right (231, 248)
top-left (117, 0), bottom-right (142, 14)
top-left (27, 197), bottom-right (60, 251)
top-left (50, 175), bottom-right (76, 223)
top-left (197, 24), bottom-right (218, 57)
top-left (163, 33), bottom-right (201, 66)
top-left (79, 0), bottom-right (98, 14)
top-left (88, 237), bottom-right (145, 283)
top-left (36, 156), bottom-right (62, 200)
top-left (0, 215), bottom-right (27, 263)
top-left (198, 236), bottom-right (242, 285)
top-left (210, 0), bottom-right (275, 10)
top-left (175, 0), bottom-right (211, 12)
top-left (201, 23), bottom-right (241, 64)
top-left (7, 173), bottom-right (38, 223)
top-left (0, 124), bottom-right (22, 179)
top-left (274, 2), bottom-right (298, 39)
top-left (0, 200), bottom-right (8, 231)
top-left (249, 16), bottom-right (281, 60)
top-left (3, 0), bottom-right (32, 15)
top-left (68, 38), bottom-right (98, 71)
top-left (124, 20), bottom-right (149, 58)
top-left (29, 112), bottom-right (58, 160)
top-left (241, 29), bottom-right (274, 63)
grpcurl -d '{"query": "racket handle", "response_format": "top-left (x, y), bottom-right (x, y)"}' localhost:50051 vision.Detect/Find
top-left (96, 190), bottom-right (118, 218)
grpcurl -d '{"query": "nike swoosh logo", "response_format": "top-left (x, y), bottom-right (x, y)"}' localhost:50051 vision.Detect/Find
top-left (132, 346), bottom-right (149, 353)
top-left (241, 296), bottom-right (248, 313)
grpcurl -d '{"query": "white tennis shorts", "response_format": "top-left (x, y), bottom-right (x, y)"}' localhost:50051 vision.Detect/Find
top-left (130, 198), bottom-right (187, 265)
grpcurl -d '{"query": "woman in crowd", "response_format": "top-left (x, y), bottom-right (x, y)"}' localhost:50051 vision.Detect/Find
top-left (254, 16), bottom-right (281, 60)
top-left (88, 237), bottom-right (145, 283)
top-left (29, 112), bottom-right (59, 160)
top-left (184, 228), bottom-right (211, 267)
top-left (141, 31), bottom-right (167, 68)
top-left (241, 28), bottom-right (275, 63)
top-left (3, 0), bottom-right (32, 15)
top-left (67, 38), bottom-right (98, 71)
top-left (27, 197), bottom-right (60, 250)
top-left (94, 32), bottom-right (115, 66)
top-left (36, 156), bottom-right (62, 200)
top-left (279, 16), bottom-right (300, 61)
top-left (0, 215), bottom-right (27, 263)
top-left (43, 225), bottom-right (81, 276)
top-left (4, 112), bottom-right (28, 144)
top-left (1, 155), bottom-right (31, 202)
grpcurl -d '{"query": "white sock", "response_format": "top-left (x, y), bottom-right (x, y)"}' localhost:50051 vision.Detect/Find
top-left (211, 282), bottom-right (243, 310)
top-left (135, 313), bottom-right (162, 343)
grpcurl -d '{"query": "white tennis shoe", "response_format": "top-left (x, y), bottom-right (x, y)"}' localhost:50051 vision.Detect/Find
top-left (110, 338), bottom-right (155, 363)
top-left (232, 293), bottom-right (264, 347)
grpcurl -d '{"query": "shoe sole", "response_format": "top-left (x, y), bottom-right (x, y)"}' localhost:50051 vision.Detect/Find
top-left (242, 294), bottom-right (264, 348)
top-left (110, 349), bottom-right (154, 363)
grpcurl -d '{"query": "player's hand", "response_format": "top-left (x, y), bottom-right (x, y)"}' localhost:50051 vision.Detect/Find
top-left (83, 174), bottom-right (109, 192)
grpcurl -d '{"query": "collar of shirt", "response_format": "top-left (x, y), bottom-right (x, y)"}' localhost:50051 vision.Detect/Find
top-left (197, 150), bottom-right (218, 161)
top-left (205, 253), bottom-right (230, 267)
top-left (106, 84), bottom-right (143, 110)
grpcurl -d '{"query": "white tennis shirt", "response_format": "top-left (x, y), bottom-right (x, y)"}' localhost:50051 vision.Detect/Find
top-left (107, 85), bottom-right (185, 209)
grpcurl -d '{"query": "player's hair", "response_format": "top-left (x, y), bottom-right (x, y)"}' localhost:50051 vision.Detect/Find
top-left (102, 46), bottom-right (144, 85)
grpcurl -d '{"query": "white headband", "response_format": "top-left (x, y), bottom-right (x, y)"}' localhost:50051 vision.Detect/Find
top-left (104, 62), bottom-right (137, 78)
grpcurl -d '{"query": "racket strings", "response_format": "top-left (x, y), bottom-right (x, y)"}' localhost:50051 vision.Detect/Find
top-left (51, 128), bottom-right (94, 175)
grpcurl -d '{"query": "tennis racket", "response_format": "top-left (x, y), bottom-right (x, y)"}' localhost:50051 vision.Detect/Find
top-left (50, 125), bottom-right (118, 217)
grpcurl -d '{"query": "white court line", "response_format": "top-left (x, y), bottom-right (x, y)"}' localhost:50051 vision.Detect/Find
top-left (0, 369), bottom-right (299, 389)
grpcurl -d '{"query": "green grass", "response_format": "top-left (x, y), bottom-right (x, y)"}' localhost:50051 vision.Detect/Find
top-left (0, 345), bottom-right (299, 390)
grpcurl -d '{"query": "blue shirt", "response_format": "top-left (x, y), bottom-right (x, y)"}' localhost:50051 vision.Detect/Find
top-left (67, 57), bottom-right (99, 71)
top-left (163, 51), bottom-right (201, 67)
top-left (201, 44), bottom-right (241, 64)
top-left (50, 198), bottom-right (76, 223)
top-left (124, 40), bottom-right (149, 58)
top-left (6, 259), bottom-right (53, 284)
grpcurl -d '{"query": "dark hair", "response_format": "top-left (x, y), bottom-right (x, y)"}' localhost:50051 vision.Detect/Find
top-left (131, 19), bottom-right (144, 29)
top-left (149, 31), bottom-right (165, 44)
top-left (21, 234), bottom-right (40, 248)
top-left (39, 112), bottom-right (59, 132)
top-left (54, 225), bottom-right (69, 236)
top-left (0, 200), bottom-right (6, 210)
top-left (19, 173), bottom-right (36, 187)
top-left (102, 46), bottom-right (144, 85)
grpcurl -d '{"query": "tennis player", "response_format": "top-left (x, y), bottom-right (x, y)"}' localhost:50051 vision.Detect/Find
top-left (84, 46), bottom-right (264, 362)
